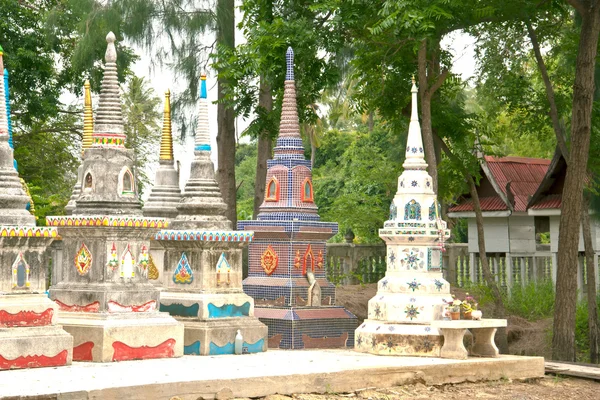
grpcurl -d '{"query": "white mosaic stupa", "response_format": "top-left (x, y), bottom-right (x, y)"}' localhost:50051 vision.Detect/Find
top-left (355, 79), bottom-right (452, 356)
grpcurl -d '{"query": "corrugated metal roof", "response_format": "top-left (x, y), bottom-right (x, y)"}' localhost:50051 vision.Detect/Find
top-left (450, 156), bottom-right (550, 213)
top-left (448, 196), bottom-right (508, 212)
top-left (530, 194), bottom-right (562, 210)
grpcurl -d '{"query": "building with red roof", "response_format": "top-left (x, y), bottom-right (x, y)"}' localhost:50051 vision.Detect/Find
top-left (448, 155), bottom-right (551, 254)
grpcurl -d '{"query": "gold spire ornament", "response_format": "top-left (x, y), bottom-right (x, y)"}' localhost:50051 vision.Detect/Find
top-left (82, 80), bottom-right (94, 155)
top-left (159, 89), bottom-right (174, 161)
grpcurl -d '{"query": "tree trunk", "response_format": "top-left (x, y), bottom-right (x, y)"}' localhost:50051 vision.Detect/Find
top-left (253, 77), bottom-right (273, 219)
top-left (468, 174), bottom-right (509, 354)
top-left (216, 0), bottom-right (237, 225)
top-left (436, 134), bottom-right (508, 353)
top-left (581, 194), bottom-right (600, 363)
top-left (417, 40), bottom-right (438, 193)
top-left (553, 6), bottom-right (600, 362)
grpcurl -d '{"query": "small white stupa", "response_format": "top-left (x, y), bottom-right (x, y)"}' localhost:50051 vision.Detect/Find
top-left (355, 78), bottom-right (452, 356)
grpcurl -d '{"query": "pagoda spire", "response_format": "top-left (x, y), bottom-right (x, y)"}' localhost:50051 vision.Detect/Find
top-left (4, 69), bottom-right (13, 149)
top-left (92, 32), bottom-right (125, 147)
top-left (82, 80), bottom-right (93, 154)
top-left (0, 45), bottom-right (8, 140)
top-left (273, 47), bottom-right (304, 159)
top-left (402, 77), bottom-right (428, 171)
top-left (160, 89), bottom-right (174, 160)
top-left (194, 74), bottom-right (211, 152)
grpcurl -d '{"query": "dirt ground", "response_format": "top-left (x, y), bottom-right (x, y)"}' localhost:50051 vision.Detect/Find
top-left (335, 284), bottom-right (553, 358)
top-left (256, 377), bottom-right (600, 400)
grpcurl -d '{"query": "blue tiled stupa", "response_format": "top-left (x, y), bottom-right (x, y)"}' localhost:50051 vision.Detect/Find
top-left (238, 48), bottom-right (357, 349)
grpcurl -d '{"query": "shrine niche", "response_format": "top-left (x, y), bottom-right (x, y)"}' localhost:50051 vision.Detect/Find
top-left (301, 178), bottom-right (314, 202)
top-left (119, 167), bottom-right (134, 196)
top-left (11, 253), bottom-right (30, 289)
top-left (216, 252), bottom-right (231, 286)
top-left (83, 172), bottom-right (93, 192)
top-left (119, 245), bottom-right (135, 278)
top-left (265, 176), bottom-right (280, 201)
top-left (404, 199), bottom-right (421, 220)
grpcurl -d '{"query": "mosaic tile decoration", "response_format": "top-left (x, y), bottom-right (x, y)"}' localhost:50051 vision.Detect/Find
top-left (239, 48), bottom-right (356, 350)
top-left (155, 230), bottom-right (253, 242)
top-left (173, 252), bottom-right (193, 284)
top-left (74, 243), bottom-right (92, 276)
top-left (0, 226), bottom-right (58, 238)
top-left (46, 216), bottom-right (168, 228)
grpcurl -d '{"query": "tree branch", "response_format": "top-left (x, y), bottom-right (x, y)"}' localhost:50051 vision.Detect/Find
top-left (426, 69), bottom-right (449, 99)
top-left (526, 20), bottom-right (570, 163)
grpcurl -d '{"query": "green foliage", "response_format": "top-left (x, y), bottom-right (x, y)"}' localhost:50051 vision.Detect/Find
top-left (575, 295), bottom-right (600, 362)
top-left (122, 76), bottom-right (162, 197)
top-left (312, 122), bottom-right (404, 243)
top-left (235, 143), bottom-right (258, 221)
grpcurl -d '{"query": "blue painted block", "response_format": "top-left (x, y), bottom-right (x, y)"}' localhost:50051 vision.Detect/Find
top-left (207, 302), bottom-right (250, 318)
top-left (184, 341), bottom-right (201, 355)
top-left (209, 341), bottom-right (234, 355)
top-left (244, 339), bottom-right (265, 353)
top-left (160, 302), bottom-right (200, 317)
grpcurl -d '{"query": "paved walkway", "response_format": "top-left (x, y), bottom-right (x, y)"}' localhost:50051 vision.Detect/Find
top-left (0, 349), bottom-right (544, 399)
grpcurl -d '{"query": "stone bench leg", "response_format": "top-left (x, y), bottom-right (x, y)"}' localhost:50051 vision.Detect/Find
top-left (439, 328), bottom-right (468, 360)
top-left (469, 327), bottom-right (499, 357)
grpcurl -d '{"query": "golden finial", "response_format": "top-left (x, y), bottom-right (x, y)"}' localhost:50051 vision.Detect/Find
top-left (411, 75), bottom-right (415, 84)
top-left (159, 89), bottom-right (174, 160)
top-left (82, 80), bottom-right (93, 155)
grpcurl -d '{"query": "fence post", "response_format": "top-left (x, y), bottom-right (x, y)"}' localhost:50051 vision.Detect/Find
top-left (577, 254), bottom-right (585, 301)
top-left (505, 253), bottom-right (513, 294)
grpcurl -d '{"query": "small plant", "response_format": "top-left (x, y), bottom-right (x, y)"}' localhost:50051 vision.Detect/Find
top-left (445, 295), bottom-right (463, 312)
top-left (461, 293), bottom-right (478, 312)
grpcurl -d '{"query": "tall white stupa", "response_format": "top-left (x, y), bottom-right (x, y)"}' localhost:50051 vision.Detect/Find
top-left (355, 78), bottom-right (452, 356)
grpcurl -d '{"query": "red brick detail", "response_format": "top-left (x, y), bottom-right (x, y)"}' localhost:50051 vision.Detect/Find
top-left (107, 300), bottom-right (156, 313)
top-left (73, 342), bottom-right (94, 361)
top-left (0, 308), bottom-right (53, 327)
top-left (268, 334), bottom-right (283, 348)
top-left (55, 300), bottom-right (100, 312)
top-left (0, 350), bottom-right (68, 370)
top-left (302, 332), bottom-right (349, 349)
top-left (112, 338), bottom-right (176, 361)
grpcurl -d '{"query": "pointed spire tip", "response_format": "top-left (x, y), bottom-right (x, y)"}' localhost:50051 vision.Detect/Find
top-left (286, 47), bottom-right (295, 81)
top-left (106, 32), bottom-right (116, 43)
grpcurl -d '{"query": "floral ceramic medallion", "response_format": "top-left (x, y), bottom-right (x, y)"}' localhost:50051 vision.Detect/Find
top-left (75, 243), bottom-right (92, 276)
top-left (107, 242), bottom-right (119, 271)
top-left (261, 245), bottom-right (278, 275)
top-left (173, 252), bottom-right (193, 284)
top-left (148, 254), bottom-right (159, 280)
top-left (137, 245), bottom-right (149, 275)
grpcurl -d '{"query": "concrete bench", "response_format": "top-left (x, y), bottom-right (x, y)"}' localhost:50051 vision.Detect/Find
top-left (431, 319), bottom-right (507, 360)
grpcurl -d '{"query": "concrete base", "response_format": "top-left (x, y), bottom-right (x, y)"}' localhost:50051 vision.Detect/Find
top-left (256, 306), bottom-right (358, 349)
top-left (57, 310), bottom-right (184, 362)
top-left (0, 294), bottom-right (73, 370)
top-left (180, 317), bottom-right (268, 355)
top-left (0, 350), bottom-right (545, 399)
top-left (355, 319), bottom-right (449, 356)
top-left (0, 325), bottom-right (73, 370)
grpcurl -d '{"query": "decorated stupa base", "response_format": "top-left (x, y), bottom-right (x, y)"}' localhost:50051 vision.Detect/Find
top-left (155, 233), bottom-right (268, 355)
top-left (47, 222), bottom-right (184, 362)
top-left (355, 79), bottom-right (453, 357)
top-left (239, 225), bottom-right (358, 350)
top-left (240, 48), bottom-right (357, 349)
top-left (0, 237), bottom-right (73, 370)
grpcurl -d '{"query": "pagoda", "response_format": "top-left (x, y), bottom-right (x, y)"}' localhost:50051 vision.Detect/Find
top-left (238, 48), bottom-right (357, 349)
top-left (154, 74), bottom-right (267, 355)
top-left (46, 33), bottom-right (183, 362)
top-left (354, 79), bottom-right (451, 356)
top-left (0, 45), bottom-right (72, 370)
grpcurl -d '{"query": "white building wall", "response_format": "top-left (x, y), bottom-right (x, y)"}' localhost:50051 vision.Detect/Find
top-left (549, 215), bottom-right (600, 252)
top-left (468, 217), bottom-right (510, 253)
top-left (508, 215), bottom-right (536, 253)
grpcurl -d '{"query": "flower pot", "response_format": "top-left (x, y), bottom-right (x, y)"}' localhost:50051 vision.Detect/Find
top-left (471, 310), bottom-right (482, 320)
top-left (450, 311), bottom-right (460, 320)
top-left (464, 311), bottom-right (472, 320)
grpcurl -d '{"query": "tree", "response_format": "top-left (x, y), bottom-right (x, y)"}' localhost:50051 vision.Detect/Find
top-left (122, 76), bottom-right (162, 197)
top-left (1, 0), bottom-right (137, 221)
top-left (215, 0), bottom-right (344, 218)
